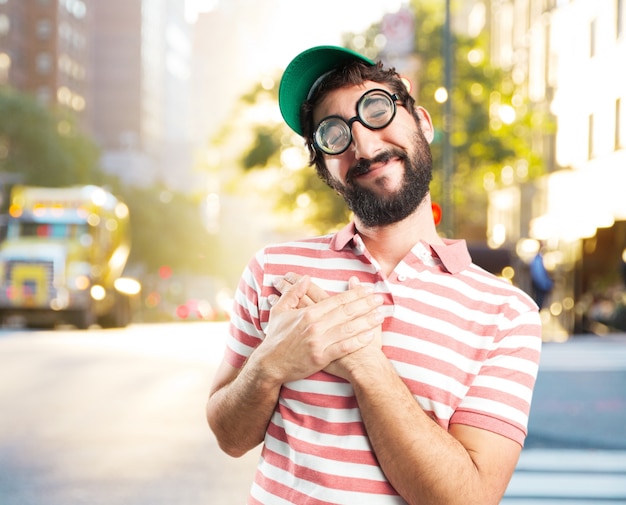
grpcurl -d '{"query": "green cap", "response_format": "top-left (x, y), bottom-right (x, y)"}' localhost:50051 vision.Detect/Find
top-left (278, 45), bottom-right (375, 136)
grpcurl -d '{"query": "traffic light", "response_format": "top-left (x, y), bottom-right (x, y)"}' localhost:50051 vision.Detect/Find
top-left (432, 202), bottom-right (442, 226)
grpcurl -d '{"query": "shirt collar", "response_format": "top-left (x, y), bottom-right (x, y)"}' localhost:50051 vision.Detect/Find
top-left (330, 222), bottom-right (359, 251)
top-left (430, 239), bottom-right (472, 274)
top-left (330, 222), bottom-right (472, 274)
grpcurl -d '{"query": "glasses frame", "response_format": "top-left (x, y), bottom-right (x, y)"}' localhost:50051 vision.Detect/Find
top-left (312, 88), bottom-right (399, 156)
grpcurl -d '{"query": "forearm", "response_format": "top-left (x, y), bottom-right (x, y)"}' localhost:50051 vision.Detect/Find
top-left (209, 274), bottom-right (387, 457)
top-left (207, 358), bottom-right (281, 458)
top-left (350, 357), bottom-right (487, 505)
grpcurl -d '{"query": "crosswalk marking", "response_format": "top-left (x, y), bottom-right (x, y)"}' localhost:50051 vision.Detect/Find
top-left (503, 449), bottom-right (626, 503)
top-left (514, 450), bottom-right (626, 472)
top-left (502, 500), bottom-right (626, 504)
top-left (539, 338), bottom-right (626, 371)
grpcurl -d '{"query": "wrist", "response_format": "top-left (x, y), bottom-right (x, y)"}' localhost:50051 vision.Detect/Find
top-left (344, 347), bottom-right (390, 384)
top-left (244, 349), bottom-right (285, 391)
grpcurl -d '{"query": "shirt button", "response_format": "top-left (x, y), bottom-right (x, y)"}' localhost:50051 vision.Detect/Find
top-left (397, 274), bottom-right (407, 282)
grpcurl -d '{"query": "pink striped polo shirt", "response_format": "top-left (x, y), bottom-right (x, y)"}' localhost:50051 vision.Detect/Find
top-left (224, 222), bottom-right (542, 505)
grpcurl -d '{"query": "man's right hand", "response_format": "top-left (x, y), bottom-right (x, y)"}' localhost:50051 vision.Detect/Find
top-left (256, 274), bottom-right (385, 385)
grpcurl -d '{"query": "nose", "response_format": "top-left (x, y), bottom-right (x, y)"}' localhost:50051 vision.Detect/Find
top-left (349, 121), bottom-right (384, 160)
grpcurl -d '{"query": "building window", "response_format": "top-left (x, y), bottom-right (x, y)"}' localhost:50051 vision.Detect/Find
top-left (590, 19), bottom-right (596, 58)
top-left (617, 98), bottom-right (623, 150)
top-left (588, 113), bottom-right (595, 159)
top-left (0, 52), bottom-right (10, 84)
top-left (0, 14), bottom-right (9, 36)
top-left (36, 19), bottom-right (53, 40)
top-left (544, 0), bottom-right (557, 11)
top-left (61, 0), bottom-right (87, 19)
top-left (35, 52), bottom-right (52, 74)
top-left (37, 86), bottom-right (52, 106)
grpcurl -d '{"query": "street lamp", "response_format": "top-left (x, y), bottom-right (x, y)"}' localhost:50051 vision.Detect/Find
top-left (442, 0), bottom-right (454, 237)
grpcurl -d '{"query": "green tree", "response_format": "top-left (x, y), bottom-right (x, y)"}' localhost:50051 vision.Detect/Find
top-left (209, 78), bottom-right (352, 235)
top-left (0, 87), bottom-right (102, 186)
top-left (110, 183), bottom-right (218, 276)
top-left (207, 1), bottom-right (552, 239)
top-left (344, 0), bottom-right (551, 238)
top-left (0, 87), bottom-right (217, 280)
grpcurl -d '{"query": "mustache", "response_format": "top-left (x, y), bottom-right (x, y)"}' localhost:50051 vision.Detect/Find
top-left (346, 149), bottom-right (408, 183)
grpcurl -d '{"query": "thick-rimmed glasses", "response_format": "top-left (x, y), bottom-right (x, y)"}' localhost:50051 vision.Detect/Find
top-left (313, 88), bottom-right (399, 156)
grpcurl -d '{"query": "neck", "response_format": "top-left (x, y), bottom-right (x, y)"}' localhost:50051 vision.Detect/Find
top-left (354, 194), bottom-right (443, 276)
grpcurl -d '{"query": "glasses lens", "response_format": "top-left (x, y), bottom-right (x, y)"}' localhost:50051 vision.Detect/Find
top-left (358, 90), bottom-right (395, 129)
top-left (315, 117), bottom-right (351, 154)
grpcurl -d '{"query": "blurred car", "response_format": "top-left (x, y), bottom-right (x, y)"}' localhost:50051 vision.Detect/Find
top-left (175, 298), bottom-right (216, 321)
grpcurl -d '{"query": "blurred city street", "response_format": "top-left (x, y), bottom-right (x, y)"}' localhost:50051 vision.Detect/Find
top-left (0, 323), bottom-right (260, 505)
top-left (0, 322), bottom-right (625, 504)
top-left (1, 1), bottom-right (625, 502)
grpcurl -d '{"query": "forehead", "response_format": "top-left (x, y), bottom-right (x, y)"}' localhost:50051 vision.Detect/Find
top-left (313, 81), bottom-right (394, 122)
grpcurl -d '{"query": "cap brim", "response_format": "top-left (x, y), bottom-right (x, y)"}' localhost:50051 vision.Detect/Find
top-left (278, 46), bottom-right (374, 136)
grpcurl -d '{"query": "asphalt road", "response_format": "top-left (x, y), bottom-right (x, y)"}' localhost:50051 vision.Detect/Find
top-left (0, 323), bottom-right (260, 505)
top-left (0, 324), bottom-right (625, 504)
top-left (503, 335), bottom-right (626, 503)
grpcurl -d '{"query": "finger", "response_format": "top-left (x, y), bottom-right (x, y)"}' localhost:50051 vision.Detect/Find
top-left (301, 281), bottom-right (328, 304)
top-left (272, 277), bottom-right (314, 308)
top-left (348, 276), bottom-right (361, 289)
top-left (271, 275), bottom-right (311, 312)
top-left (322, 285), bottom-right (382, 318)
top-left (303, 287), bottom-right (384, 338)
top-left (323, 312), bottom-right (384, 360)
top-left (274, 273), bottom-right (329, 305)
top-left (283, 272), bottom-right (302, 284)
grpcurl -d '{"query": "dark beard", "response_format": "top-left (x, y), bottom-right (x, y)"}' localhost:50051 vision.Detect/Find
top-left (323, 131), bottom-right (433, 227)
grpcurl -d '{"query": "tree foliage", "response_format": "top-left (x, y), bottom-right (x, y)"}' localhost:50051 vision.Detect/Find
top-left (0, 87), bottom-right (216, 278)
top-left (0, 87), bottom-right (102, 187)
top-left (344, 0), bottom-right (552, 238)
top-left (98, 181), bottom-right (217, 277)
top-left (207, 1), bottom-right (552, 239)
top-left (240, 124), bottom-right (283, 170)
top-left (208, 78), bottom-right (353, 235)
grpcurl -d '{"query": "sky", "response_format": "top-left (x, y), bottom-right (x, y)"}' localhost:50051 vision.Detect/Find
top-left (186, 0), bottom-right (407, 75)
top-left (185, 0), bottom-right (409, 139)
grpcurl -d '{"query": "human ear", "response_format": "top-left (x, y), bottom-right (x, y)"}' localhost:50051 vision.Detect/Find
top-left (415, 106), bottom-right (435, 144)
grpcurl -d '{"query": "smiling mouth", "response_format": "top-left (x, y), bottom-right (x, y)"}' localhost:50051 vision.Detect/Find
top-left (348, 153), bottom-right (401, 182)
top-left (350, 163), bottom-right (372, 178)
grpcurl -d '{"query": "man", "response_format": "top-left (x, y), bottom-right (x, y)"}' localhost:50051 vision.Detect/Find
top-left (207, 45), bottom-right (542, 505)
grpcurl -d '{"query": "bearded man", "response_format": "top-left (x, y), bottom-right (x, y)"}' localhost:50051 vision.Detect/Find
top-left (206, 45), bottom-right (542, 505)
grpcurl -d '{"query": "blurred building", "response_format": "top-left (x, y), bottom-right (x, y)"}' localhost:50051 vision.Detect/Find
top-left (190, 6), bottom-right (242, 147)
top-left (0, 0), bottom-right (199, 191)
top-left (92, 0), bottom-right (195, 190)
top-left (488, 0), bottom-right (626, 338)
top-left (0, 0), bottom-right (91, 127)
